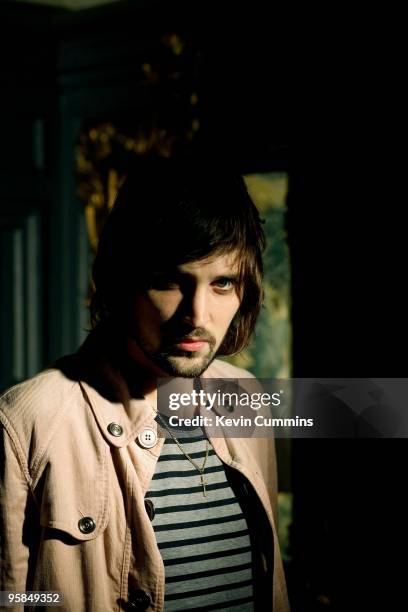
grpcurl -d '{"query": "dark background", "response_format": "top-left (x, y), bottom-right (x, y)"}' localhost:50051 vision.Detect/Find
top-left (0, 1), bottom-right (404, 610)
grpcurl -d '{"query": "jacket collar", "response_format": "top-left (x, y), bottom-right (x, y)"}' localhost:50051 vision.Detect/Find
top-left (55, 323), bottom-right (160, 448)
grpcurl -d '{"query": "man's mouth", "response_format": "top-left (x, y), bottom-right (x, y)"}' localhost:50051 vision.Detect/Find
top-left (174, 339), bottom-right (208, 352)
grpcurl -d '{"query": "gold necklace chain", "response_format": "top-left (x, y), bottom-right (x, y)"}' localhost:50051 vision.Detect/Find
top-left (155, 412), bottom-right (209, 497)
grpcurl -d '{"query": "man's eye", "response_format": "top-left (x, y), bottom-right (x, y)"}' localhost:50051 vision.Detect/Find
top-left (213, 278), bottom-right (235, 291)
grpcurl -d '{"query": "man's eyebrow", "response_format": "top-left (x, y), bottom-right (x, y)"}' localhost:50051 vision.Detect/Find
top-left (164, 270), bottom-right (241, 283)
top-left (212, 273), bottom-right (240, 280)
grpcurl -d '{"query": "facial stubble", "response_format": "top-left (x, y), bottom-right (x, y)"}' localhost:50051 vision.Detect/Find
top-left (135, 325), bottom-right (218, 377)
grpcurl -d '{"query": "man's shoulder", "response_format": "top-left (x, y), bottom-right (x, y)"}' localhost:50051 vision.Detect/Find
top-left (0, 366), bottom-right (80, 431)
top-left (208, 358), bottom-right (256, 379)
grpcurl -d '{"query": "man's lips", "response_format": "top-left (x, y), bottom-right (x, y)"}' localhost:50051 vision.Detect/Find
top-left (174, 339), bottom-right (209, 352)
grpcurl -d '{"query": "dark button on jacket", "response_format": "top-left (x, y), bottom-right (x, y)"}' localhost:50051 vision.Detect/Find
top-left (125, 589), bottom-right (151, 610)
top-left (78, 517), bottom-right (96, 534)
top-left (108, 422), bottom-right (123, 437)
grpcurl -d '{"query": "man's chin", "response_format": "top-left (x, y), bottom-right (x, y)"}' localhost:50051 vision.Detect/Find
top-left (153, 353), bottom-right (215, 378)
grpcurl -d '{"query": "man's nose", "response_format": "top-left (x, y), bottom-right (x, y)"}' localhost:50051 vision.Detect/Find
top-left (181, 286), bottom-right (210, 328)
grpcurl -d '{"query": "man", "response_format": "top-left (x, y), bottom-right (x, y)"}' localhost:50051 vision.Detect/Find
top-left (0, 159), bottom-right (289, 611)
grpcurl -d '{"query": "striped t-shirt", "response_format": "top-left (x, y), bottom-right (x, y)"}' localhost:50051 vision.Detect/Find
top-left (145, 425), bottom-right (254, 611)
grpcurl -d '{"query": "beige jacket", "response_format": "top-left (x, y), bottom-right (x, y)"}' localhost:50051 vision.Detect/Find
top-left (0, 332), bottom-right (289, 612)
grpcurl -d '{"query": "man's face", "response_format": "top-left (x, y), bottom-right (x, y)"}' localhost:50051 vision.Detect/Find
top-left (126, 252), bottom-right (241, 377)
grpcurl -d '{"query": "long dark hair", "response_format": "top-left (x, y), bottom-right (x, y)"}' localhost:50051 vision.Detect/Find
top-left (90, 158), bottom-right (265, 355)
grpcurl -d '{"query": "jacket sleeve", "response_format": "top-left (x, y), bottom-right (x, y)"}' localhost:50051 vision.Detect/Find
top-left (0, 423), bottom-right (32, 594)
